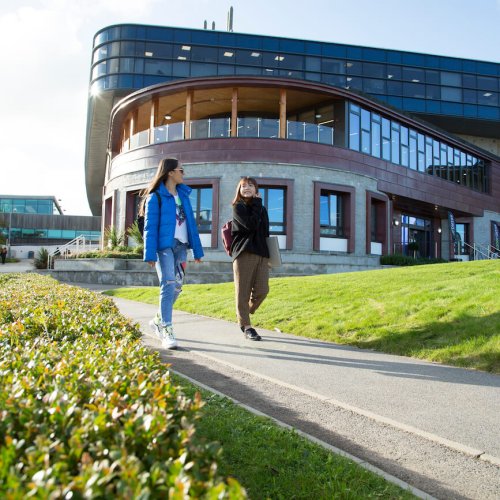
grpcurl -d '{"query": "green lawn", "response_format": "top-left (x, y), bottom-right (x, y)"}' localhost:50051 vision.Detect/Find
top-left (105, 260), bottom-right (500, 373)
top-left (173, 373), bottom-right (416, 499)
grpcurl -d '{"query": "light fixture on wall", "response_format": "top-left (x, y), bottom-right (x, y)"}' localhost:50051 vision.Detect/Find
top-left (437, 227), bottom-right (442, 234)
top-left (393, 218), bottom-right (400, 226)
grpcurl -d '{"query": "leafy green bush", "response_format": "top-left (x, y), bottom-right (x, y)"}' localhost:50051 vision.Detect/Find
top-left (0, 274), bottom-right (244, 498)
top-left (127, 221), bottom-right (144, 255)
top-left (34, 247), bottom-right (49, 269)
top-left (104, 226), bottom-right (125, 250)
top-left (69, 250), bottom-right (142, 260)
top-left (380, 254), bottom-right (447, 266)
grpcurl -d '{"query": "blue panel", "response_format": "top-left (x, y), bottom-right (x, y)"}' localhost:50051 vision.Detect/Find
top-left (463, 104), bottom-right (478, 117)
top-left (440, 58), bottom-right (462, 71)
top-left (476, 61), bottom-right (498, 76)
top-left (346, 46), bottom-right (362, 59)
top-left (173, 29), bottom-right (191, 43)
top-left (426, 100), bottom-right (440, 113)
top-left (280, 38), bottom-right (305, 53)
top-left (107, 27), bottom-right (121, 41)
top-left (262, 36), bottom-right (279, 50)
top-left (386, 96), bottom-right (403, 108)
top-left (477, 106), bottom-right (499, 119)
top-left (237, 34), bottom-right (261, 49)
top-left (120, 25), bottom-right (137, 39)
top-left (146, 27), bottom-right (172, 41)
top-left (362, 48), bottom-right (386, 62)
top-left (305, 41), bottom-right (322, 55)
top-left (441, 102), bottom-right (463, 116)
top-left (192, 30), bottom-right (218, 44)
top-left (136, 26), bottom-right (146, 39)
top-left (322, 44), bottom-right (346, 58)
top-left (386, 51), bottom-right (402, 64)
top-left (143, 75), bottom-right (167, 87)
top-left (402, 98), bottom-right (426, 112)
top-left (221, 33), bottom-right (237, 46)
top-left (118, 75), bottom-right (134, 88)
top-left (133, 75), bottom-right (144, 88)
top-left (424, 55), bottom-right (440, 68)
top-left (463, 60), bottom-right (477, 73)
top-left (402, 53), bottom-right (425, 66)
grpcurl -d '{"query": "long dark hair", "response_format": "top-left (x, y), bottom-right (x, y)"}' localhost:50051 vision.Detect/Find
top-left (138, 158), bottom-right (179, 215)
top-left (232, 176), bottom-right (259, 205)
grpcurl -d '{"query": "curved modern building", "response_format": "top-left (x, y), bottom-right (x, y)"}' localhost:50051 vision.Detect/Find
top-left (86, 24), bottom-right (500, 273)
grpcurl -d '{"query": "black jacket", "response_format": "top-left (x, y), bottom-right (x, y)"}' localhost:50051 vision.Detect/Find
top-left (231, 198), bottom-right (270, 260)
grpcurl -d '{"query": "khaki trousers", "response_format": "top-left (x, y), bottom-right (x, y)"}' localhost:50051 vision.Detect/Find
top-left (233, 252), bottom-right (269, 327)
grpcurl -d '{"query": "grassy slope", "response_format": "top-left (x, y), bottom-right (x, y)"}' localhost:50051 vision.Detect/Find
top-left (106, 260), bottom-right (500, 373)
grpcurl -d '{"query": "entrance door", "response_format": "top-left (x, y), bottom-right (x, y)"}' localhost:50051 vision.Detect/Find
top-left (401, 214), bottom-right (432, 258)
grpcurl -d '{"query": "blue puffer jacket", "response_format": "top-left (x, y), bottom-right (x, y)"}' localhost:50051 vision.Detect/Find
top-left (143, 182), bottom-right (204, 262)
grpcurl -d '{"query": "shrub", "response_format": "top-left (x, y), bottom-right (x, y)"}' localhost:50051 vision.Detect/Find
top-left (0, 274), bottom-right (244, 498)
top-left (380, 254), bottom-right (447, 266)
top-left (104, 226), bottom-right (125, 250)
top-left (34, 247), bottom-right (49, 269)
top-left (127, 221), bottom-right (144, 255)
top-left (69, 250), bottom-right (142, 260)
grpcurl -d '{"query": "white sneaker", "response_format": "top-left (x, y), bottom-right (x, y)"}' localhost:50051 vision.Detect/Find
top-left (161, 324), bottom-right (178, 350)
top-left (149, 314), bottom-right (162, 340)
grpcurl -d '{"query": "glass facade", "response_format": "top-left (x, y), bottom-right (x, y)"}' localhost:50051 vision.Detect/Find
top-left (0, 197), bottom-right (60, 215)
top-left (0, 227), bottom-right (100, 243)
top-left (90, 25), bottom-right (500, 123)
top-left (348, 103), bottom-right (489, 193)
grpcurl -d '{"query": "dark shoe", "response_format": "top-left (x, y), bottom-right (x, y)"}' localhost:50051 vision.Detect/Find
top-left (244, 327), bottom-right (262, 341)
top-left (240, 325), bottom-right (245, 332)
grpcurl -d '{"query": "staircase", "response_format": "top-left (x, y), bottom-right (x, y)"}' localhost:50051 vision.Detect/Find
top-left (47, 235), bottom-right (100, 269)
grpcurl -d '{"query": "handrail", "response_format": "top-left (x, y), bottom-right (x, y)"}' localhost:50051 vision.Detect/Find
top-left (461, 241), bottom-right (499, 260)
top-left (47, 234), bottom-right (99, 269)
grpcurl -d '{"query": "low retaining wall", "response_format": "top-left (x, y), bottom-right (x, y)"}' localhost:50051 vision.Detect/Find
top-left (47, 253), bottom-right (381, 286)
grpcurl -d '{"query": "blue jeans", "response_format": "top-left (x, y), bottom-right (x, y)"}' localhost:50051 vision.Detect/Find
top-left (155, 239), bottom-right (187, 325)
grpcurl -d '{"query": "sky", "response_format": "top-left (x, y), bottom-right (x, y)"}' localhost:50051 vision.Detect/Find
top-left (0, 0), bottom-right (499, 216)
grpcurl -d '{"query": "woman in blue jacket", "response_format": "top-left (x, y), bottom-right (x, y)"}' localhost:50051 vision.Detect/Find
top-left (141, 158), bottom-right (204, 349)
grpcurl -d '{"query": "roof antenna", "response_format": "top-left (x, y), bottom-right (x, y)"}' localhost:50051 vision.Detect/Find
top-left (227, 6), bottom-right (234, 32)
top-left (203, 20), bottom-right (207, 29)
top-left (212, 21), bottom-right (215, 30)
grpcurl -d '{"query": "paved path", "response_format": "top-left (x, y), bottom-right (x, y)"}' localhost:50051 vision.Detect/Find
top-left (108, 296), bottom-right (500, 500)
top-left (0, 260), bottom-right (34, 273)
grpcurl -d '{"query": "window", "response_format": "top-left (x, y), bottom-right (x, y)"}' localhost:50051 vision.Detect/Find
top-left (320, 191), bottom-right (344, 237)
top-left (349, 104), bottom-right (360, 151)
top-left (260, 187), bottom-right (286, 234)
top-left (382, 118), bottom-right (391, 161)
top-left (391, 123), bottom-right (400, 164)
top-left (371, 114), bottom-right (381, 158)
top-left (314, 182), bottom-right (354, 252)
top-left (189, 186), bottom-right (213, 233)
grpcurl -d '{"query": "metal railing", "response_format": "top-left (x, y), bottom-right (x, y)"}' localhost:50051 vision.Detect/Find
top-left (47, 235), bottom-right (100, 269)
top-left (462, 241), bottom-right (500, 261)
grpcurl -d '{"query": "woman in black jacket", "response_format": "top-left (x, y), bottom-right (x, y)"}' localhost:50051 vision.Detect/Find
top-left (230, 177), bottom-right (270, 341)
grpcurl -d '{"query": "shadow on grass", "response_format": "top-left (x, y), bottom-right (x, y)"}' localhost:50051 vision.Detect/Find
top-left (358, 310), bottom-right (500, 374)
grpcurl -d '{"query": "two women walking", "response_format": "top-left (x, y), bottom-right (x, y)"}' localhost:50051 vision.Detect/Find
top-left (142, 161), bottom-right (270, 348)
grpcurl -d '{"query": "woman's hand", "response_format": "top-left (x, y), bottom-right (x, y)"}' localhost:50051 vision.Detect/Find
top-left (147, 261), bottom-right (156, 268)
top-left (194, 259), bottom-right (202, 263)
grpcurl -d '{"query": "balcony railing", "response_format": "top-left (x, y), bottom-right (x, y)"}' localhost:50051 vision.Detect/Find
top-left (124, 117), bottom-right (335, 153)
